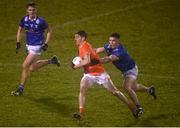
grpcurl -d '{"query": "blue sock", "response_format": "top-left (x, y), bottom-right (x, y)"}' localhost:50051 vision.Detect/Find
top-left (136, 105), bottom-right (141, 108)
top-left (48, 59), bottom-right (52, 64)
top-left (19, 85), bottom-right (24, 92)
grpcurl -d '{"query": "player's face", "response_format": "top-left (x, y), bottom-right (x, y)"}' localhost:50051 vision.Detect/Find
top-left (109, 37), bottom-right (118, 48)
top-left (27, 6), bottom-right (37, 17)
top-left (74, 34), bottom-right (84, 46)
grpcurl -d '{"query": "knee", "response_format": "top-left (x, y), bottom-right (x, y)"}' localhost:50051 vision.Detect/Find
top-left (29, 66), bottom-right (36, 72)
top-left (80, 84), bottom-right (86, 93)
top-left (131, 85), bottom-right (137, 91)
top-left (80, 81), bottom-right (90, 96)
top-left (124, 86), bottom-right (133, 92)
top-left (22, 63), bottom-right (30, 70)
top-left (112, 90), bottom-right (121, 96)
top-left (80, 77), bottom-right (90, 92)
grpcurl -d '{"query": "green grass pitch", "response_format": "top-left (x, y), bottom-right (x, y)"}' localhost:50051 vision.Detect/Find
top-left (0, 0), bottom-right (180, 126)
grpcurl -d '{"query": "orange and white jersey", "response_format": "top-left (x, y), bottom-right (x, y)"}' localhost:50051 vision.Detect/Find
top-left (79, 41), bottom-right (105, 76)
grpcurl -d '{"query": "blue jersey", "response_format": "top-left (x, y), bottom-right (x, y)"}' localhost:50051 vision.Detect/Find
top-left (104, 43), bottom-right (136, 73)
top-left (19, 16), bottom-right (48, 45)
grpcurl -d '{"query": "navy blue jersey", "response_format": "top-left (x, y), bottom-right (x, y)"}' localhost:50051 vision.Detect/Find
top-left (19, 16), bottom-right (48, 45)
top-left (104, 43), bottom-right (136, 73)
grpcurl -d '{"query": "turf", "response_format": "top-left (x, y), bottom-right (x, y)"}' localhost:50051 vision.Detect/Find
top-left (0, 0), bottom-right (180, 126)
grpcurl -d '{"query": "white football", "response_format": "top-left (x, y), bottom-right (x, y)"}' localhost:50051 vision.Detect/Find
top-left (72, 56), bottom-right (82, 65)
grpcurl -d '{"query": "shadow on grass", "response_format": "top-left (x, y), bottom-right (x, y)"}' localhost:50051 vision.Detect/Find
top-left (126, 112), bottom-right (179, 127)
top-left (25, 96), bottom-right (76, 118)
top-left (76, 120), bottom-right (92, 127)
top-left (26, 96), bottom-right (94, 126)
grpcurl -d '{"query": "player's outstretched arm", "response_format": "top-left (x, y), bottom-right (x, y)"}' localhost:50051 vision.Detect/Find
top-left (94, 47), bottom-right (105, 53)
top-left (100, 55), bottom-right (119, 63)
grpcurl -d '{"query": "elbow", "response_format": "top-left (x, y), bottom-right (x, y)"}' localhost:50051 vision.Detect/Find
top-left (94, 49), bottom-right (98, 53)
top-left (47, 28), bottom-right (53, 36)
top-left (86, 60), bottom-right (91, 65)
top-left (48, 30), bottom-right (52, 36)
top-left (84, 59), bottom-right (91, 65)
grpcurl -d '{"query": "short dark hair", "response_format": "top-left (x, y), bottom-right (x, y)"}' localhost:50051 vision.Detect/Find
top-left (76, 30), bottom-right (87, 39)
top-left (26, 2), bottom-right (36, 8)
top-left (110, 32), bottom-right (120, 39)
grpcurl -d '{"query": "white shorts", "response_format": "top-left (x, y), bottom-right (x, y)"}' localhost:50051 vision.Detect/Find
top-left (81, 72), bottom-right (111, 88)
top-left (123, 65), bottom-right (138, 80)
top-left (26, 44), bottom-right (43, 55)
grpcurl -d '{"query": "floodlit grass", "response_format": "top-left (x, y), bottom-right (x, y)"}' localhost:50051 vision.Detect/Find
top-left (0, 0), bottom-right (179, 126)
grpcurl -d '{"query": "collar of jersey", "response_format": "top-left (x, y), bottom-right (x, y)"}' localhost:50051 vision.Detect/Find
top-left (28, 16), bottom-right (37, 21)
top-left (79, 41), bottom-right (88, 48)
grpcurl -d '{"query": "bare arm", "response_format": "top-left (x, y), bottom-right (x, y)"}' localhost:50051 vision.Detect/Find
top-left (15, 26), bottom-right (23, 53)
top-left (44, 26), bottom-right (52, 44)
top-left (100, 55), bottom-right (119, 63)
top-left (17, 26), bottom-right (23, 43)
top-left (94, 47), bottom-right (105, 53)
top-left (73, 54), bottom-right (91, 69)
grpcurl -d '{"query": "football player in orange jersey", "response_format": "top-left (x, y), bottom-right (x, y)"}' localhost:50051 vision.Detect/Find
top-left (71, 30), bottom-right (143, 120)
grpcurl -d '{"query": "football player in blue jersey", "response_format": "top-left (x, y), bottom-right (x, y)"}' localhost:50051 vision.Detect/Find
top-left (11, 2), bottom-right (60, 96)
top-left (95, 32), bottom-right (157, 116)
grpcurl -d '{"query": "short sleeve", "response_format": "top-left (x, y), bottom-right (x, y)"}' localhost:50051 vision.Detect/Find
top-left (112, 50), bottom-right (122, 57)
top-left (41, 19), bottom-right (48, 30)
top-left (103, 43), bottom-right (109, 50)
top-left (19, 17), bottom-right (25, 28)
top-left (112, 47), bottom-right (124, 58)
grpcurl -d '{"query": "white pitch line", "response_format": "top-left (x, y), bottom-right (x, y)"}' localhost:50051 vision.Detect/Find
top-left (2, 0), bottom-right (164, 43)
top-left (1, 0), bottom-right (172, 80)
top-left (53, 0), bottom-right (164, 29)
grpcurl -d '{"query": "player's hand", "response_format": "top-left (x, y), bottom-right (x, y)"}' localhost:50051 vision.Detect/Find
top-left (16, 42), bottom-right (21, 54)
top-left (41, 44), bottom-right (48, 51)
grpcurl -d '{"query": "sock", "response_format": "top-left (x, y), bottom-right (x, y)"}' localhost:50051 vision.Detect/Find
top-left (48, 59), bottom-right (52, 64)
top-left (147, 87), bottom-right (153, 94)
top-left (19, 84), bottom-right (24, 92)
top-left (136, 104), bottom-right (141, 108)
top-left (127, 101), bottom-right (134, 110)
top-left (147, 87), bottom-right (150, 93)
top-left (79, 107), bottom-right (85, 115)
